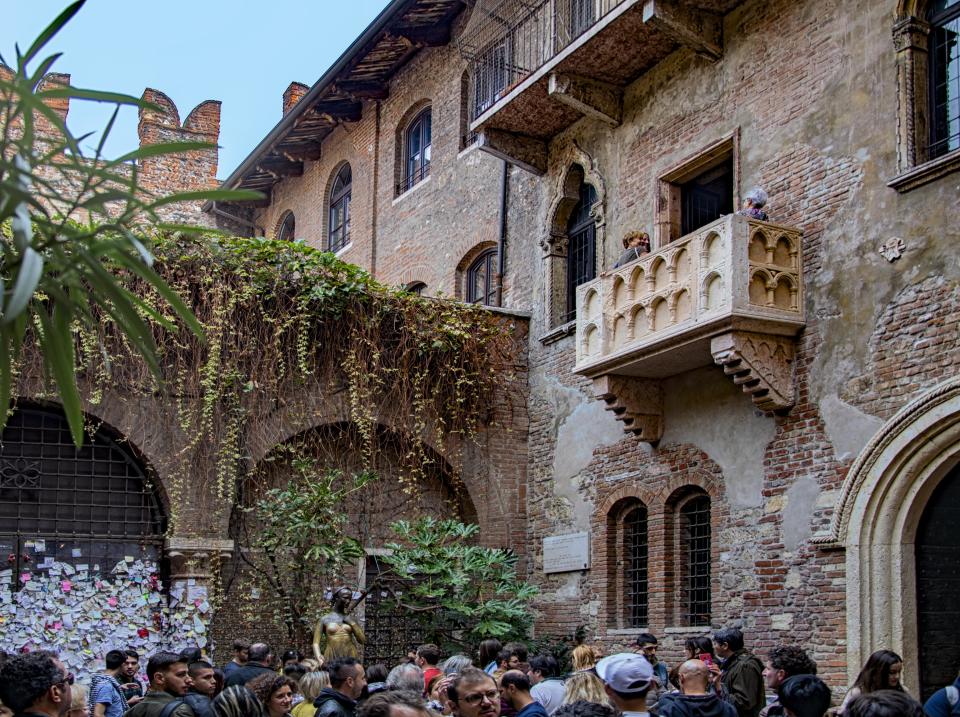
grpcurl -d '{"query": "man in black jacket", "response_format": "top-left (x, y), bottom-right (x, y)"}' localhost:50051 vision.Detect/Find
top-left (713, 629), bottom-right (765, 717)
top-left (0, 651), bottom-right (73, 717)
top-left (315, 658), bottom-right (367, 717)
top-left (223, 644), bottom-right (275, 689)
top-left (657, 660), bottom-right (737, 717)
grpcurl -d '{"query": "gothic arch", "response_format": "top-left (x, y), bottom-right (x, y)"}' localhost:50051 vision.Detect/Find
top-left (542, 143), bottom-right (607, 328)
top-left (896, 0), bottom-right (929, 20)
top-left (814, 377), bottom-right (960, 692)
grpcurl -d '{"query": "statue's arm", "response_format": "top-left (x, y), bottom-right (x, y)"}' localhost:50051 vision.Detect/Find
top-left (312, 621), bottom-right (326, 662)
top-left (346, 616), bottom-right (366, 645)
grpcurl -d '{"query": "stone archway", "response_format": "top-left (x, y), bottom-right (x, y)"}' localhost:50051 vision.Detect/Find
top-left (814, 377), bottom-right (960, 693)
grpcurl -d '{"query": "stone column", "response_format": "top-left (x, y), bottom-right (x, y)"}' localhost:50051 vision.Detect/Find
top-left (163, 537), bottom-right (234, 655)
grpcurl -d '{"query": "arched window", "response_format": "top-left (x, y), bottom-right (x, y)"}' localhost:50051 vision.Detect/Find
top-left (405, 281), bottom-right (427, 296)
top-left (277, 211), bottom-right (296, 242)
top-left (0, 405), bottom-right (165, 584)
top-left (679, 493), bottom-right (711, 626)
top-left (930, 0), bottom-right (960, 159)
top-left (328, 164), bottom-right (352, 252)
top-left (565, 181), bottom-right (597, 321)
top-left (623, 503), bottom-right (649, 627)
top-left (467, 249), bottom-right (498, 305)
top-left (400, 108), bottom-right (432, 194)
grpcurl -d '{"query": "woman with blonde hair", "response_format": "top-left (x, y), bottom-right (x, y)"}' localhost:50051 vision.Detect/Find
top-left (570, 645), bottom-right (598, 672)
top-left (562, 671), bottom-right (611, 706)
top-left (68, 683), bottom-right (89, 717)
top-left (291, 672), bottom-right (329, 717)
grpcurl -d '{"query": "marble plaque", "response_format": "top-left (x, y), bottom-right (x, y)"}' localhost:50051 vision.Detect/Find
top-left (543, 532), bottom-right (590, 574)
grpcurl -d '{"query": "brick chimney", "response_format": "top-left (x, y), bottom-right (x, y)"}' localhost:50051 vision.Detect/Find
top-left (283, 82), bottom-right (309, 115)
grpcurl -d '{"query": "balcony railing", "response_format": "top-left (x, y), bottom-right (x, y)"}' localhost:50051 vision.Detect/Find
top-left (461, 0), bottom-right (629, 124)
top-left (574, 215), bottom-right (805, 379)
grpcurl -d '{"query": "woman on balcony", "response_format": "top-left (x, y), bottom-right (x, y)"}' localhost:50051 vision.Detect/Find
top-left (615, 230), bottom-right (651, 268)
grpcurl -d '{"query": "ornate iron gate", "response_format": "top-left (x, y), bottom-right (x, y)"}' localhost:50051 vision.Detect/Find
top-left (363, 555), bottom-right (423, 665)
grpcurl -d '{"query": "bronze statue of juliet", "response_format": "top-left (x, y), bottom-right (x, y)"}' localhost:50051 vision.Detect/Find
top-left (312, 586), bottom-right (366, 662)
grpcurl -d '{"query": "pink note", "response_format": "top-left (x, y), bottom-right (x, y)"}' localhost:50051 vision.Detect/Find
top-left (20, 573), bottom-right (30, 583)
top-left (61, 580), bottom-right (72, 592)
top-left (107, 596), bottom-right (118, 607)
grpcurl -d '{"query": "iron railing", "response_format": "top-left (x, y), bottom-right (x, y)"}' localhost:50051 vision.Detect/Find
top-left (396, 161), bottom-right (431, 196)
top-left (460, 0), bottom-right (629, 123)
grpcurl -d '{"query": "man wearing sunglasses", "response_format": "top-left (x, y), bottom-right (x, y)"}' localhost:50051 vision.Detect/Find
top-left (0, 651), bottom-right (73, 717)
top-left (448, 668), bottom-right (501, 717)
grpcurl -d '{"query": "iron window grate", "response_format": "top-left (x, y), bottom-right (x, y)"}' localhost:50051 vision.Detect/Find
top-left (681, 495), bottom-right (711, 626)
top-left (624, 505), bottom-right (648, 627)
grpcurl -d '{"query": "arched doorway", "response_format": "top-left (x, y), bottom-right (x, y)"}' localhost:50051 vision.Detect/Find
top-left (817, 377), bottom-right (960, 693)
top-left (0, 404), bottom-right (166, 675)
top-left (916, 466), bottom-right (960, 701)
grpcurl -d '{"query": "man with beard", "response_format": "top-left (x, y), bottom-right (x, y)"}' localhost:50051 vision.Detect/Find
top-left (0, 652), bottom-right (73, 717)
top-left (449, 668), bottom-right (501, 717)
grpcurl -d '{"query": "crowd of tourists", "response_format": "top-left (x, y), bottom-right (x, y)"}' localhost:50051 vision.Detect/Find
top-left (0, 629), bottom-right (956, 717)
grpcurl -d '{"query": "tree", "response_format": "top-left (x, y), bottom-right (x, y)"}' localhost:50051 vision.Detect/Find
top-left (371, 517), bottom-right (538, 654)
top-left (0, 1), bottom-right (257, 444)
top-left (236, 459), bottom-right (376, 644)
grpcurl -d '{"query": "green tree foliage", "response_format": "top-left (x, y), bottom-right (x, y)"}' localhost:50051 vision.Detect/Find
top-left (0, 1), bottom-right (258, 443)
top-left (238, 460), bottom-right (376, 642)
top-left (372, 517), bottom-right (538, 654)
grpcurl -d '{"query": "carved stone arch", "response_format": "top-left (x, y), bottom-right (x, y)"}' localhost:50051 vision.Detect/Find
top-left (812, 377), bottom-right (960, 693)
top-left (542, 142), bottom-right (608, 329)
top-left (546, 140), bottom-right (607, 238)
top-left (896, 0), bottom-right (930, 20)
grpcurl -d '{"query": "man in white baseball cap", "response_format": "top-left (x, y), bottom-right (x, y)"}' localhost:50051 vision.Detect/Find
top-left (595, 653), bottom-right (654, 717)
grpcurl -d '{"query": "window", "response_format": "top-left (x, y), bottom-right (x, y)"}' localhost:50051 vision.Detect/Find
top-left (405, 281), bottom-right (427, 296)
top-left (624, 504), bottom-right (649, 627)
top-left (399, 108), bottom-right (431, 194)
top-left (277, 211), bottom-right (296, 242)
top-left (930, 0), bottom-right (960, 159)
top-left (656, 135), bottom-right (737, 245)
top-left (891, 2), bottom-right (960, 189)
top-left (467, 249), bottom-right (498, 305)
top-left (565, 181), bottom-right (597, 322)
top-left (679, 494), bottom-right (711, 626)
top-left (328, 164), bottom-right (352, 252)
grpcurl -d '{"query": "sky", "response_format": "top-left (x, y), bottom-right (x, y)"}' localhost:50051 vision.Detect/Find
top-left (3, 0), bottom-right (392, 180)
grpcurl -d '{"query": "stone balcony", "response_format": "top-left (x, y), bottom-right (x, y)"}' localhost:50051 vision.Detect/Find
top-left (465, 0), bottom-right (740, 174)
top-left (574, 215), bottom-right (805, 441)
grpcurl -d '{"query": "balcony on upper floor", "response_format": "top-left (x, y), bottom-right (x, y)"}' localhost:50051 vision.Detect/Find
top-left (460, 0), bottom-right (737, 174)
top-left (573, 215), bottom-right (805, 441)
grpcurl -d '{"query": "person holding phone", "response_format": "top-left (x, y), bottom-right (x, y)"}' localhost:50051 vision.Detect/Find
top-left (712, 628), bottom-right (765, 717)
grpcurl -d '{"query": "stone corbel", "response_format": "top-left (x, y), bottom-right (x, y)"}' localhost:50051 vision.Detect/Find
top-left (478, 129), bottom-right (547, 175)
top-left (892, 16), bottom-right (930, 53)
top-left (592, 374), bottom-right (663, 442)
top-left (165, 537), bottom-right (234, 580)
top-left (711, 331), bottom-right (796, 412)
top-left (642, 0), bottom-right (723, 61)
top-left (540, 231), bottom-right (569, 257)
top-left (548, 73), bottom-right (622, 126)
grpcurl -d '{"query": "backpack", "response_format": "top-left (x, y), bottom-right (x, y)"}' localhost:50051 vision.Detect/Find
top-left (159, 695), bottom-right (209, 717)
